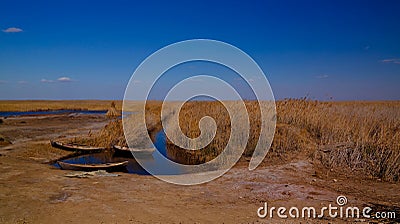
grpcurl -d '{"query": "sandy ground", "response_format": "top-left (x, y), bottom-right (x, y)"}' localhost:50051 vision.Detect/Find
top-left (0, 114), bottom-right (399, 223)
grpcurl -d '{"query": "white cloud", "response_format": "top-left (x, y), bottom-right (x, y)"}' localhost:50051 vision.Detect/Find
top-left (17, 80), bottom-right (28, 84)
top-left (0, 80), bottom-right (7, 84)
top-left (41, 76), bottom-right (74, 83)
top-left (381, 58), bottom-right (400, 64)
top-left (41, 78), bottom-right (55, 83)
top-left (2, 27), bottom-right (23, 33)
top-left (315, 74), bottom-right (329, 79)
top-left (57, 76), bottom-right (72, 82)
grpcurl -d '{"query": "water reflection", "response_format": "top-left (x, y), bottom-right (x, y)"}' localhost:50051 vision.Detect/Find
top-left (54, 130), bottom-right (189, 175)
top-left (53, 151), bottom-right (150, 175)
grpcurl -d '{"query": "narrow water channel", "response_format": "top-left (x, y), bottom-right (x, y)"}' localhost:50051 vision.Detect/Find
top-left (54, 130), bottom-right (187, 175)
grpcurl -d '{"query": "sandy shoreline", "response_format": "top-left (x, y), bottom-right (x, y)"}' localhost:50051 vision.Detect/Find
top-left (0, 114), bottom-right (399, 223)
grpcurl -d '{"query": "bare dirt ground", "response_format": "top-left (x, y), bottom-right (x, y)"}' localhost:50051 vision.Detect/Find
top-left (0, 114), bottom-right (399, 223)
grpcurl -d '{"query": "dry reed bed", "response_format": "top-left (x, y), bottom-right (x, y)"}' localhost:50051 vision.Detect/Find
top-left (0, 100), bottom-right (123, 112)
top-left (278, 99), bottom-right (400, 182)
top-left (77, 99), bottom-right (400, 182)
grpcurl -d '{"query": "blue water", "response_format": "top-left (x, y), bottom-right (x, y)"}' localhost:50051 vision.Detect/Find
top-left (121, 111), bottom-right (135, 118)
top-left (0, 110), bottom-right (107, 117)
top-left (54, 152), bottom-right (151, 175)
top-left (142, 130), bottom-right (186, 175)
top-left (54, 130), bottom-right (187, 175)
top-left (154, 130), bottom-right (167, 157)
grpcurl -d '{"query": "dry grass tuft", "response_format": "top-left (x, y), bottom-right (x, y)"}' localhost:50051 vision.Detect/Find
top-left (70, 119), bottom-right (125, 148)
top-left (106, 101), bottom-right (121, 118)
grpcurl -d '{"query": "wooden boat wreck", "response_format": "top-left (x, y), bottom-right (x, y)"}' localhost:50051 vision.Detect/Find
top-left (113, 145), bottom-right (155, 157)
top-left (57, 161), bottom-right (128, 172)
top-left (50, 140), bottom-right (105, 153)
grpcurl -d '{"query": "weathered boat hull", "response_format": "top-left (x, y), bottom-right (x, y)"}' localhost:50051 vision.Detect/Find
top-left (50, 140), bottom-right (105, 153)
top-left (112, 145), bottom-right (155, 157)
top-left (57, 161), bottom-right (128, 172)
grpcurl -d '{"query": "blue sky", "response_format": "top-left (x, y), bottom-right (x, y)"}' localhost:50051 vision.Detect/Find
top-left (0, 0), bottom-right (399, 100)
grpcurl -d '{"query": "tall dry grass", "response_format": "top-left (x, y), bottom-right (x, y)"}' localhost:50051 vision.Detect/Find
top-left (161, 101), bottom-right (276, 166)
top-left (76, 99), bottom-right (400, 181)
top-left (278, 99), bottom-right (400, 182)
